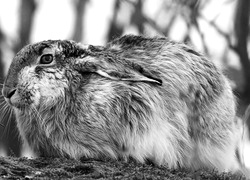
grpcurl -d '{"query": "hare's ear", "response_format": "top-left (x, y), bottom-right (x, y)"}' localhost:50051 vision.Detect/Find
top-left (74, 58), bottom-right (162, 85)
top-left (95, 69), bottom-right (162, 85)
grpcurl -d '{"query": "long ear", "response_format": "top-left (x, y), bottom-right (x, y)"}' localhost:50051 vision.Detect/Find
top-left (74, 57), bottom-right (162, 86)
top-left (95, 69), bottom-right (162, 85)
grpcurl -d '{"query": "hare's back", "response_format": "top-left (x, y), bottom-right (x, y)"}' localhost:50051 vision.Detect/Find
top-left (108, 35), bottom-right (225, 105)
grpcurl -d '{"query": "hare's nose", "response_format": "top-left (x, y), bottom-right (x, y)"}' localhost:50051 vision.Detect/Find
top-left (2, 86), bottom-right (17, 99)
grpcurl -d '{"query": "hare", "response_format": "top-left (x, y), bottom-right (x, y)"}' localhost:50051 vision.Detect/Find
top-left (2, 35), bottom-right (250, 175)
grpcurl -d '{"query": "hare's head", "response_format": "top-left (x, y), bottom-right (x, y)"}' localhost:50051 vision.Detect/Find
top-left (2, 40), bottom-right (86, 110)
top-left (2, 40), bottom-right (162, 111)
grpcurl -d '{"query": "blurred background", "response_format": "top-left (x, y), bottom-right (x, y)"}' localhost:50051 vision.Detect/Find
top-left (0, 0), bottom-right (249, 157)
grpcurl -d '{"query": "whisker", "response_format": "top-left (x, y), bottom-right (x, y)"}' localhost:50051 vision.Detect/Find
top-left (0, 97), bottom-right (12, 127)
top-left (0, 84), bottom-right (4, 95)
top-left (0, 83), bottom-right (4, 92)
top-left (0, 98), bottom-right (5, 104)
top-left (0, 102), bottom-right (5, 127)
top-left (0, 101), bottom-right (5, 110)
top-left (0, 99), bottom-right (6, 107)
top-left (0, 103), bottom-right (9, 121)
top-left (2, 106), bottom-right (13, 137)
top-left (0, 105), bottom-right (10, 138)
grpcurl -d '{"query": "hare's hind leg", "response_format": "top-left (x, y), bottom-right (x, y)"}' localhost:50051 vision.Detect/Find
top-left (189, 139), bottom-right (241, 172)
top-left (187, 102), bottom-right (242, 171)
top-left (189, 114), bottom-right (242, 172)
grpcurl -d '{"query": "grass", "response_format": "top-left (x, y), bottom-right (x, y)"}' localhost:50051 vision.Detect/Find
top-left (0, 156), bottom-right (247, 179)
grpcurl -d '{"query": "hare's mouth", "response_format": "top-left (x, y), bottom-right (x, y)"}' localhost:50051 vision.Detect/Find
top-left (5, 95), bottom-right (31, 109)
top-left (4, 89), bottom-right (35, 109)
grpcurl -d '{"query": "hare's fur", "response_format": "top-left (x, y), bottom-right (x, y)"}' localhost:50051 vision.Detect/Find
top-left (2, 35), bottom-right (248, 174)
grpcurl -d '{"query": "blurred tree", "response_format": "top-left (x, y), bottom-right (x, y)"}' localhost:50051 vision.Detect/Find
top-left (107, 0), bottom-right (124, 41)
top-left (14, 0), bottom-right (37, 53)
top-left (130, 0), bottom-right (144, 34)
top-left (179, 0), bottom-right (209, 54)
top-left (107, 0), bottom-right (165, 40)
top-left (72, 0), bottom-right (89, 42)
top-left (234, 0), bottom-right (250, 99)
top-left (199, 0), bottom-right (250, 100)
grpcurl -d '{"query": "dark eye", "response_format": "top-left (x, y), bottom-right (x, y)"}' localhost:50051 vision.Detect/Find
top-left (40, 54), bottom-right (53, 64)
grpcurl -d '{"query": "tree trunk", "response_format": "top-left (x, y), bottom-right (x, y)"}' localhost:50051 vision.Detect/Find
top-left (234, 0), bottom-right (250, 98)
top-left (131, 0), bottom-right (144, 34)
top-left (107, 0), bottom-right (124, 42)
top-left (72, 0), bottom-right (89, 42)
top-left (15, 0), bottom-right (36, 53)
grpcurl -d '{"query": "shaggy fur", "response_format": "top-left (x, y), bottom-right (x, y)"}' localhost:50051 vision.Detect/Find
top-left (2, 35), bottom-right (249, 175)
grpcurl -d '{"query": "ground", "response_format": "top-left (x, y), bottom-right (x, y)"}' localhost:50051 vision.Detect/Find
top-left (0, 156), bottom-right (247, 180)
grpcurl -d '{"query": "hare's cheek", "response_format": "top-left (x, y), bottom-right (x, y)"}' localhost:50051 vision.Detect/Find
top-left (18, 66), bottom-right (41, 106)
top-left (38, 72), bottom-right (67, 102)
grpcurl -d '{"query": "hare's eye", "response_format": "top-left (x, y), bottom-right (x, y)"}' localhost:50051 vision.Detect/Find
top-left (40, 54), bottom-right (53, 64)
